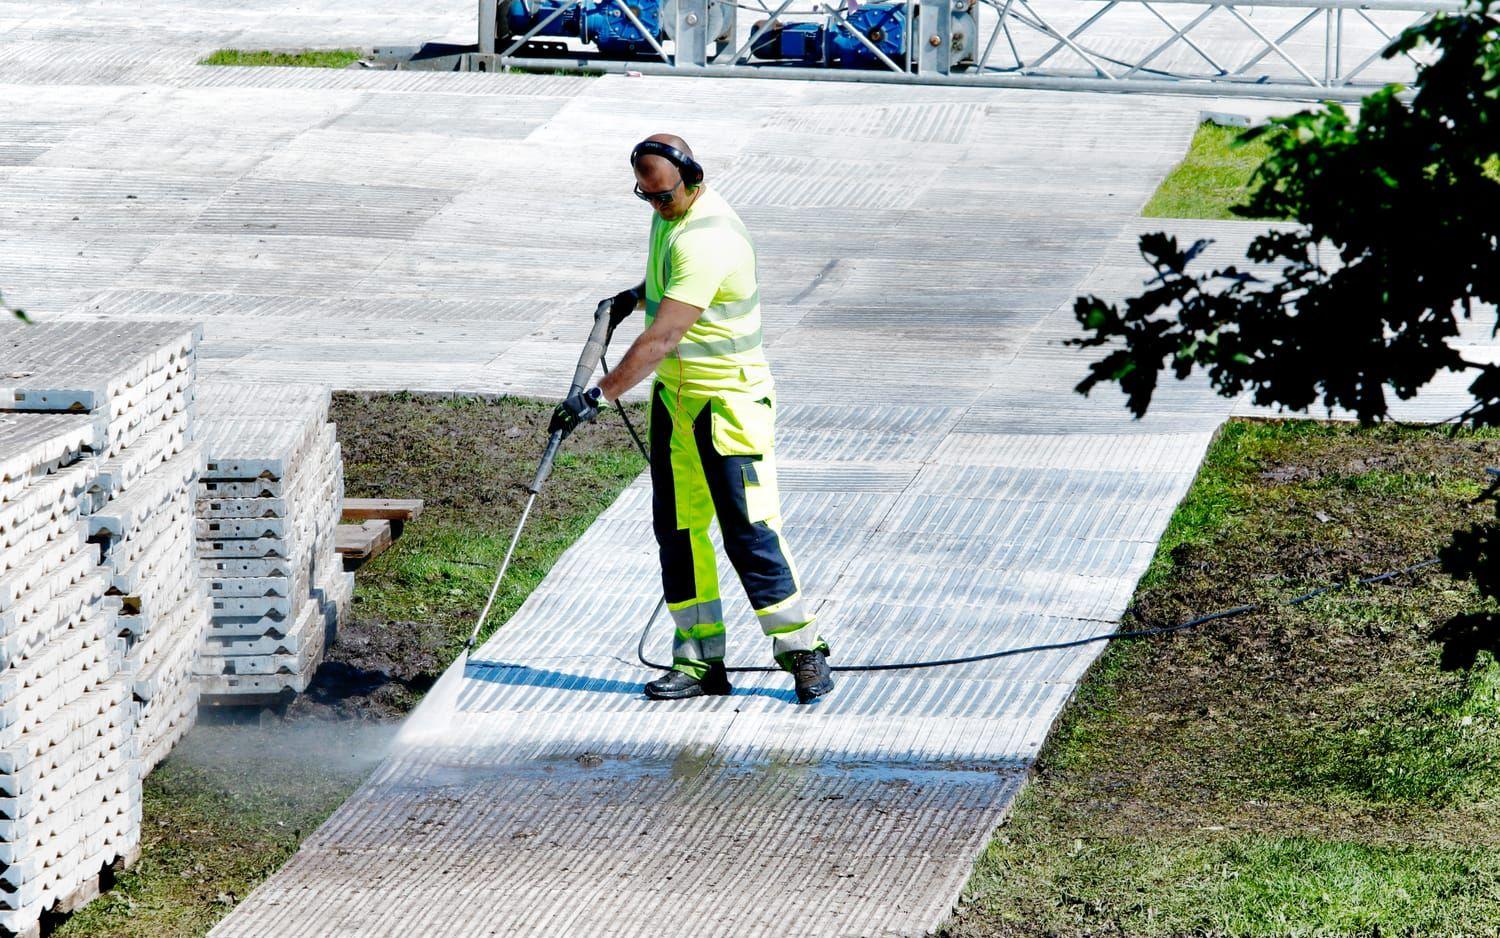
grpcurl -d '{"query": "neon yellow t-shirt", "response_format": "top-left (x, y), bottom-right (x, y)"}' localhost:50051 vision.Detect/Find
top-left (644, 187), bottom-right (773, 399)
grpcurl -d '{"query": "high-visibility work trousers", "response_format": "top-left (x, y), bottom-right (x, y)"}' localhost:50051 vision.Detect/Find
top-left (649, 382), bottom-right (823, 679)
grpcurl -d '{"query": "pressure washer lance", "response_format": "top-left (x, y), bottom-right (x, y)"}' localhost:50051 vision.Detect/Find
top-left (457, 300), bottom-right (615, 670)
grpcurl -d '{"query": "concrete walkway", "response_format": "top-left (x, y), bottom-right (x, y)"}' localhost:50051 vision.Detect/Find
top-left (1, 3), bottom-right (1488, 934)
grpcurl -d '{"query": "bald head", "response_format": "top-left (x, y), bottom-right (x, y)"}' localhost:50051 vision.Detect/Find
top-left (631, 133), bottom-right (702, 221)
top-left (633, 133), bottom-right (695, 190)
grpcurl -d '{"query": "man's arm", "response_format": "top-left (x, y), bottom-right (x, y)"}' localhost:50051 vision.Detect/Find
top-left (596, 296), bottom-right (701, 402)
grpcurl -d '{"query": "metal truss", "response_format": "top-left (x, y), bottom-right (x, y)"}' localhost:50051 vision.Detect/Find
top-left (468, 0), bottom-right (1462, 98)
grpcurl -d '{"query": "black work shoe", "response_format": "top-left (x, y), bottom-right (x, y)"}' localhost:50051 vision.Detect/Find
top-left (788, 649), bottom-right (834, 704)
top-left (644, 662), bottom-right (732, 700)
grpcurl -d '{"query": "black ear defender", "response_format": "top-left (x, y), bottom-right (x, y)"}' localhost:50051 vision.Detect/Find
top-left (630, 140), bottom-right (705, 188)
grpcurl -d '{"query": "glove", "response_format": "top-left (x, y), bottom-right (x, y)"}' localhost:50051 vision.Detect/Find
top-left (597, 287), bottom-right (640, 341)
top-left (549, 387), bottom-right (604, 437)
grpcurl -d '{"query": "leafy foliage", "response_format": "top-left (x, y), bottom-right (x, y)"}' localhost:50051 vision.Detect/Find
top-left (1072, 0), bottom-right (1500, 605)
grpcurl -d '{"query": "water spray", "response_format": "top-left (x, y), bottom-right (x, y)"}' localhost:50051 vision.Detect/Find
top-left (395, 301), bottom-right (615, 746)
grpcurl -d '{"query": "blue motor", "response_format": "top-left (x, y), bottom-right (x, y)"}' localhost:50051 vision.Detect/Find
top-left (750, 2), bottom-right (976, 69)
top-left (752, 21), bottom-right (823, 61)
top-left (505, 0), bottom-right (662, 55)
top-left (829, 4), bottom-right (905, 67)
top-left (750, 3), bottom-right (907, 69)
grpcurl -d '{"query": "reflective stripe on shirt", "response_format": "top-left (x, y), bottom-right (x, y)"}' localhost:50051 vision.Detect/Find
top-left (646, 289), bottom-right (760, 322)
top-left (665, 326), bottom-right (764, 360)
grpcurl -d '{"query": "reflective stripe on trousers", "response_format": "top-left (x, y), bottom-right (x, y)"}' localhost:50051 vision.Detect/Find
top-left (649, 383), bottom-right (822, 678)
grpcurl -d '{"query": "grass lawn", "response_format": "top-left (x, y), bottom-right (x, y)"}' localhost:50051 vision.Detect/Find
top-left (53, 395), bottom-right (647, 937)
top-left (943, 420), bottom-right (1500, 936)
top-left (1145, 121), bottom-right (1499, 222)
top-left (199, 49), bottom-right (364, 68)
top-left (1142, 121), bottom-right (1280, 220)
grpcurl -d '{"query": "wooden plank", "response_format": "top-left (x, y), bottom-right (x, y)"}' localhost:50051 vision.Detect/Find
top-left (56, 872), bottom-right (101, 914)
top-left (335, 520), bottom-right (392, 560)
top-left (341, 498), bottom-right (424, 523)
top-left (110, 843), bottom-right (142, 874)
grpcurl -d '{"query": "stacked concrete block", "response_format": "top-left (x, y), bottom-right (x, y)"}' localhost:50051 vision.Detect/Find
top-left (192, 382), bottom-right (349, 701)
top-left (0, 323), bottom-right (196, 462)
top-left (0, 413), bottom-right (137, 937)
top-left (0, 320), bottom-right (212, 934)
top-left (6, 322), bottom-right (212, 779)
top-left (0, 325), bottom-right (352, 925)
top-left (91, 442), bottom-right (206, 776)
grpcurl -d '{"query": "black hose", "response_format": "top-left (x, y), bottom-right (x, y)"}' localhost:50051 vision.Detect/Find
top-left (636, 558), bottom-right (1443, 673)
top-left (596, 365), bottom-right (1450, 674)
top-left (600, 355), bottom-right (648, 458)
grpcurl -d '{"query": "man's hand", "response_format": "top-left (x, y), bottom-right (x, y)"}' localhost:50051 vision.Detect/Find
top-left (549, 387), bottom-right (604, 437)
top-left (598, 286), bottom-right (641, 342)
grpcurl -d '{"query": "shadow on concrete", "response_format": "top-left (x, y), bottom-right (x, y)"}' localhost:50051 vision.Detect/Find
top-left (468, 658), bottom-right (799, 702)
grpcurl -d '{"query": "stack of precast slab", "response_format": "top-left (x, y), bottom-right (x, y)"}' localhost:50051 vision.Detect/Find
top-left (192, 382), bottom-right (349, 702)
top-left (0, 321), bottom-right (207, 936)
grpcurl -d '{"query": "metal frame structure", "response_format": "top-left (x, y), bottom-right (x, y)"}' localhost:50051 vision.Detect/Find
top-left (469, 0), bottom-right (1461, 97)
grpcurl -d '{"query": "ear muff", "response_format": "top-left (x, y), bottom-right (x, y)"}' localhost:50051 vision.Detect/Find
top-left (630, 140), bottom-right (705, 188)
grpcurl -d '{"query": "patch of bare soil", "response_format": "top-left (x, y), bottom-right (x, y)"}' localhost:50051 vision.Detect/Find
top-left (286, 619), bottom-right (448, 720)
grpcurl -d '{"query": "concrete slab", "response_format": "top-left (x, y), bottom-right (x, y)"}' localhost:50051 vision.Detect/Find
top-left (193, 385), bottom-right (345, 698)
top-left (0, 418), bottom-right (95, 507)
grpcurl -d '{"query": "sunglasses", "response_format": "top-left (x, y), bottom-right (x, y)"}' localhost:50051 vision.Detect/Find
top-left (634, 179), bottom-right (682, 205)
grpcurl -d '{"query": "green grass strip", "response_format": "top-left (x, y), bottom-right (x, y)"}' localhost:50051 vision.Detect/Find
top-left (945, 419), bottom-right (1500, 936)
top-left (1142, 121), bottom-right (1280, 221)
top-left (200, 49), bottom-right (363, 68)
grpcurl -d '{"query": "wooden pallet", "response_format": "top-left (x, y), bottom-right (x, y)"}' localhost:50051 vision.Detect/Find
top-left (341, 498), bottom-right (424, 524)
top-left (335, 498), bottom-right (422, 568)
top-left (335, 520), bottom-right (392, 562)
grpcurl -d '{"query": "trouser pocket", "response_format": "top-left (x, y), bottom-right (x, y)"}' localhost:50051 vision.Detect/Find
top-left (708, 393), bottom-right (774, 457)
top-left (740, 456), bottom-right (780, 524)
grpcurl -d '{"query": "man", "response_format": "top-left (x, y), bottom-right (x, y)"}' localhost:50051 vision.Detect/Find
top-left (550, 133), bottom-right (833, 705)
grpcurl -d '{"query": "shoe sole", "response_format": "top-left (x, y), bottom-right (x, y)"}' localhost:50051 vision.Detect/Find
top-left (794, 679), bottom-right (834, 704)
top-left (643, 684), bottom-right (733, 701)
top-left (644, 685), bottom-right (704, 700)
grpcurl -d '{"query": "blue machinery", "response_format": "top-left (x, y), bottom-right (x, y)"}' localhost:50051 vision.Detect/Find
top-left (503, 0), bottom-right (725, 57)
top-left (499, 0), bottom-right (973, 68)
top-left (750, 2), bottom-right (975, 69)
top-left (470, 0), bottom-right (1454, 98)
